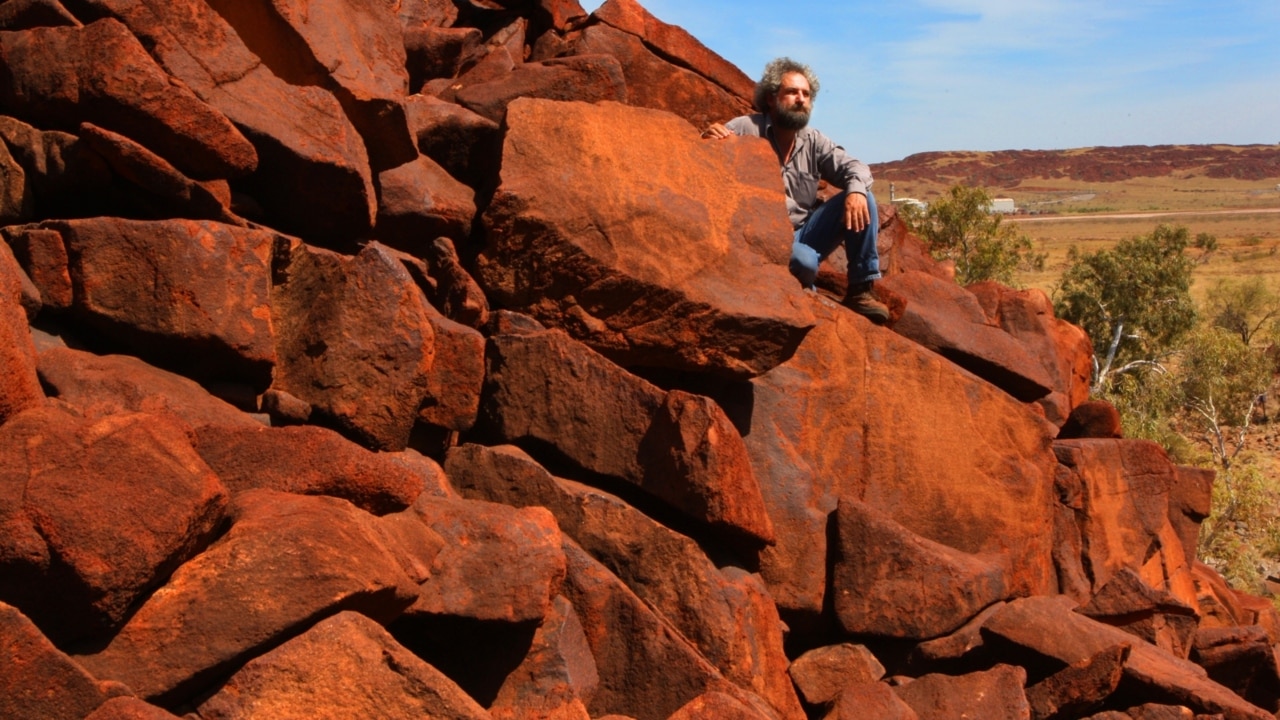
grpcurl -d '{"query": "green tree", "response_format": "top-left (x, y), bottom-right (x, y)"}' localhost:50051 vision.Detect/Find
top-left (1053, 224), bottom-right (1198, 394)
top-left (1197, 461), bottom-right (1280, 591)
top-left (908, 184), bottom-right (1043, 286)
top-left (1205, 276), bottom-right (1280, 346)
top-left (1174, 326), bottom-right (1279, 593)
top-left (1177, 326), bottom-right (1273, 470)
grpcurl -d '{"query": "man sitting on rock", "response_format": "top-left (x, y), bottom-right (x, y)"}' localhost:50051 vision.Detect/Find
top-left (703, 57), bottom-right (889, 324)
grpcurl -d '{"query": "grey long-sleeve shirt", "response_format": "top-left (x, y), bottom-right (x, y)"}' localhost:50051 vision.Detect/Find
top-left (724, 113), bottom-right (873, 230)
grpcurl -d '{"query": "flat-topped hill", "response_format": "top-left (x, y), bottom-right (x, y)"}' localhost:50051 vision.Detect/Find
top-left (873, 144), bottom-right (1280, 214)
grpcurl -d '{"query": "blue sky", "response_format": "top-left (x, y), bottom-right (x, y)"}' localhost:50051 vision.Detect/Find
top-left (579, 0), bottom-right (1280, 163)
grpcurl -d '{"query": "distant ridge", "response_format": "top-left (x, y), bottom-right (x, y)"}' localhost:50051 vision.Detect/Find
top-left (871, 144), bottom-right (1280, 189)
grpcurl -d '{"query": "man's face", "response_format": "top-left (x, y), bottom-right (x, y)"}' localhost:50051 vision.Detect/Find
top-left (770, 71), bottom-right (812, 131)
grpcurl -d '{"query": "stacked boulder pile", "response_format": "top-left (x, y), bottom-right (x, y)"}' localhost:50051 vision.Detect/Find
top-left (1, 0), bottom-right (1278, 718)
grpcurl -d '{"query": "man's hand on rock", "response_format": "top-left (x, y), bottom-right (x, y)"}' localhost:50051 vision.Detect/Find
top-left (701, 123), bottom-right (731, 140)
top-left (844, 192), bottom-right (870, 232)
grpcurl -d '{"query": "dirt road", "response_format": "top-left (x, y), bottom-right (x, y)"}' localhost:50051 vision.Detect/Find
top-left (1009, 207), bottom-right (1280, 223)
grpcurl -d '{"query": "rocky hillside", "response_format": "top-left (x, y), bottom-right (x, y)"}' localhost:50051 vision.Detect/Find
top-left (1, 1), bottom-right (1279, 719)
top-left (872, 145), bottom-right (1280, 189)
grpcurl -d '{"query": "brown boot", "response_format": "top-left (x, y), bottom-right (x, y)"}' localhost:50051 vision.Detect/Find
top-left (843, 281), bottom-right (890, 325)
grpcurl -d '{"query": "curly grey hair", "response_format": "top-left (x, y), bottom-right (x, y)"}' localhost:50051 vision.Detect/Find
top-left (753, 57), bottom-right (820, 113)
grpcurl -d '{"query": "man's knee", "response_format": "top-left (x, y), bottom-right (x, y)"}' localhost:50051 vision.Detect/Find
top-left (790, 241), bottom-right (821, 288)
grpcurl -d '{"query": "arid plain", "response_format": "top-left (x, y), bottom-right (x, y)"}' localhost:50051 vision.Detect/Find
top-left (871, 144), bottom-right (1280, 303)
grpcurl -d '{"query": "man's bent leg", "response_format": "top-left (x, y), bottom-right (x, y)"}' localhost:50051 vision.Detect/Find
top-left (845, 191), bottom-right (881, 287)
top-left (790, 191), bottom-right (882, 287)
top-left (794, 190), bottom-right (887, 324)
top-left (790, 192), bottom-right (852, 288)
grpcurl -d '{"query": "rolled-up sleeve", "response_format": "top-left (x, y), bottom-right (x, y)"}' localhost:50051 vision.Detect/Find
top-left (814, 133), bottom-right (873, 197)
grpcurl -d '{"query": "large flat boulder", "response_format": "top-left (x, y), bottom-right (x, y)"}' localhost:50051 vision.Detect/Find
top-left (744, 300), bottom-right (1058, 618)
top-left (454, 54), bottom-right (627, 124)
top-left (833, 498), bottom-right (1011, 639)
top-left (982, 596), bottom-right (1273, 720)
top-left (0, 405), bottom-right (228, 644)
top-left (563, 21), bottom-right (750, 133)
top-left (246, 0), bottom-right (415, 171)
top-left (405, 494), bottom-right (565, 624)
top-left (892, 665), bottom-right (1030, 720)
top-left (477, 98), bottom-right (813, 379)
top-left (76, 490), bottom-right (422, 704)
top-left (191, 424), bottom-right (426, 514)
top-left (7, 218), bottom-right (278, 386)
top-left (1053, 440), bottom-right (1199, 611)
top-left (881, 270), bottom-right (1054, 402)
top-left (196, 611), bottom-right (490, 720)
top-left (36, 346), bottom-right (259, 429)
top-left (589, 0), bottom-right (754, 102)
top-left (478, 328), bottom-right (773, 543)
top-left (969, 281), bottom-right (1094, 422)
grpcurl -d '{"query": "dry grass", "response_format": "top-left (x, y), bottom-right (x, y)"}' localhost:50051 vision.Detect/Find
top-left (1010, 210), bottom-right (1280, 305)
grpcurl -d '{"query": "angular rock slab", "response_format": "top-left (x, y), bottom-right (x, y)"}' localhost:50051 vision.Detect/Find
top-left (445, 443), bottom-right (802, 720)
top-left (590, 0), bottom-right (754, 102)
top-left (969, 281), bottom-right (1094, 422)
top-left (881, 270), bottom-right (1055, 402)
top-left (833, 498), bottom-right (1010, 639)
top-left (0, 19), bottom-right (257, 180)
top-left (743, 300), bottom-right (1058, 618)
top-left (982, 596), bottom-right (1273, 720)
top-left (0, 405), bottom-right (228, 644)
top-left (559, 540), bottom-right (775, 720)
top-left (37, 346), bottom-right (260, 429)
top-left (490, 595), bottom-right (599, 720)
top-left (271, 240), bottom-right (437, 451)
top-left (196, 611), bottom-right (489, 720)
top-left (406, 494), bottom-right (566, 624)
top-left (477, 98), bottom-right (814, 380)
top-left (79, 0), bottom-right (377, 243)
top-left (0, 240), bottom-right (42, 424)
top-left (787, 643), bottom-right (885, 708)
top-left (1053, 439), bottom-right (1199, 610)
top-left (565, 23), bottom-right (749, 137)
top-left (0, 601), bottom-right (129, 720)
top-left (824, 683), bottom-right (919, 720)
top-left (76, 490), bottom-right (422, 704)
top-left (892, 664), bottom-right (1030, 720)
top-left (192, 423), bottom-right (426, 514)
top-left (250, 0), bottom-right (416, 171)
top-left (9, 217), bottom-right (278, 385)
top-left (454, 54), bottom-right (628, 124)
top-left (479, 328), bottom-right (773, 543)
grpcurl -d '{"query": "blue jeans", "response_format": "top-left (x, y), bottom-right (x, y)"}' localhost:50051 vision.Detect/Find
top-left (789, 190), bottom-right (881, 289)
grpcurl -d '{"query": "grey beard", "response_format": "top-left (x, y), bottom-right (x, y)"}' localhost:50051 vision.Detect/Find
top-left (774, 106), bottom-right (810, 131)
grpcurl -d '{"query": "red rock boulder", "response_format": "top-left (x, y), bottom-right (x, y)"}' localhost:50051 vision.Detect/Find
top-left (477, 97), bottom-right (814, 379)
top-left (80, 0), bottom-right (378, 244)
top-left (0, 19), bottom-right (257, 180)
top-left (196, 611), bottom-right (490, 720)
top-left (478, 328), bottom-right (774, 543)
top-left (270, 241), bottom-right (438, 451)
top-left (76, 490), bottom-right (424, 704)
top-left (0, 240), bottom-right (42, 424)
top-left (0, 405), bottom-right (228, 644)
top-left (7, 217), bottom-right (278, 386)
